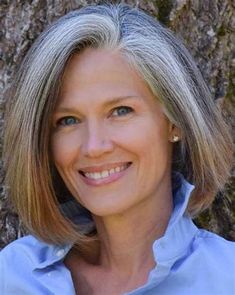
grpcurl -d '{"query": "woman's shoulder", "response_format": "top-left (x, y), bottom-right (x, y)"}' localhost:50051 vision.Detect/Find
top-left (192, 228), bottom-right (235, 271)
top-left (0, 235), bottom-right (73, 295)
top-left (1, 234), bottom-right (48, 250)
top-left (0, 235), bottom-right (47, 294)
top-left (0, 235), bottom-right (54, 265)
top-left (195, 229), bottom-right (235, 251)
top-left (0, 234), bottom-right (72, 271)
top-left (0, 235), bottom-right (54, 283)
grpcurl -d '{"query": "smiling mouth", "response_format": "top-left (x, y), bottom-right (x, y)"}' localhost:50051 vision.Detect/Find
top-left (79, 162), bottom-right (132, 181)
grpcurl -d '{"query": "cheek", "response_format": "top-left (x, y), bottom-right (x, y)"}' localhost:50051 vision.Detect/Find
top-left (50, 131), bottom-right (81, 168)
top-left (122, 117), bottom-right (172, 178)
top-left (111, 116), bottom-right (170, 156)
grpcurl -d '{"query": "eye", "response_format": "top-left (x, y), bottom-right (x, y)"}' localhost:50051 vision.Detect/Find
top-left (111, 106), bottom-right (134, 117)
top-left (56, 116), bottom-right (80, 127)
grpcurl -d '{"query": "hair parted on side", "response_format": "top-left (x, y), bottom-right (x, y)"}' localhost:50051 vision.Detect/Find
top-left (3, 3), bottom-right (233, 247)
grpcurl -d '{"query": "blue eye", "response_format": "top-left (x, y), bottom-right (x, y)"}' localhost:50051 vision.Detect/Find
top-left (56, 116), bottom-right (79, 126)
top-left (112, 106), bottom-right (133, 117)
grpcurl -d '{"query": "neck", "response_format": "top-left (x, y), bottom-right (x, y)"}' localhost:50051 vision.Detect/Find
top-left (92, 183), bottom-right (173, 279)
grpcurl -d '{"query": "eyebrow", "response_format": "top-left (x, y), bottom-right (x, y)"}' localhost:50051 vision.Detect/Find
top-left (102, 95), bottom-right (141, 106)
top-left (54, 95), bottom-right (141, 114)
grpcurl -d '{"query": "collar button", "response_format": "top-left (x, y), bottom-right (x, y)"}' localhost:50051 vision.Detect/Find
top-left (56, 249), bottom-right (65, 257)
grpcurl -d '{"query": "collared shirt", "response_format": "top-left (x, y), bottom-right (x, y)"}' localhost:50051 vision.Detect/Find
top-left (0, 176), bottom-right (235, 295)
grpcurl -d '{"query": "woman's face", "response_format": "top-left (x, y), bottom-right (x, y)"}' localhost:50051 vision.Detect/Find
top-left (51, 48), bottom-right (175, 217)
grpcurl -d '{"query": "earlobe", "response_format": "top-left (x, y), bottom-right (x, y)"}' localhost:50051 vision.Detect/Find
top-left (171, 135), bottom-right (180, 142)
top-left (168, 123), bottom-right (181, 142)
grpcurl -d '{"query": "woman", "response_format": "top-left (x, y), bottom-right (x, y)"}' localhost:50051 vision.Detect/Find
top-left (0, 3), bottom-right (234, 295)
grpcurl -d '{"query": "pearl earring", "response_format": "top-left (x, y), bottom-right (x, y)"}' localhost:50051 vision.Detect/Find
top-left (172, 135), bottom-right (179, 142)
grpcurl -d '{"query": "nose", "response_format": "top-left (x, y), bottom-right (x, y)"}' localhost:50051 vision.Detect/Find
top-left (81, 121), bottom-right (114, 158)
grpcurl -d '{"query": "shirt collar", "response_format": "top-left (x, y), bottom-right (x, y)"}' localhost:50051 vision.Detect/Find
top-left (34, 173), bottom-right (197, 273)
top-left (33, 243), bottom-right (72, 270)
top-left (144, 174), bottom-right (198, 289)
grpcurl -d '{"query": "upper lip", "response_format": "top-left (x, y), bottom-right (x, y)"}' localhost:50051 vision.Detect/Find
top-left (79, 162), bottom-right (132, 173)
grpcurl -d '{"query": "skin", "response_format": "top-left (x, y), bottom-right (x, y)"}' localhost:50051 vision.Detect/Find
top-left (51, 48), bottom-right (179, 294)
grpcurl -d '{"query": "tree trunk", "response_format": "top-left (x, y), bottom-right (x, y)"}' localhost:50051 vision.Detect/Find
top-left (0, 0), bottom-right (234, 249)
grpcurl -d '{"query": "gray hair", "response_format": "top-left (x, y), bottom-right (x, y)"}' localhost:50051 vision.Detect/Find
top-left (4, 3), bottom-right (233, 245)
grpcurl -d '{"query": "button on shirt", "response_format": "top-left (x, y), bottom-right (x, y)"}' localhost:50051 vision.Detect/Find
top-left (1, 177), bottom-right (235, 295)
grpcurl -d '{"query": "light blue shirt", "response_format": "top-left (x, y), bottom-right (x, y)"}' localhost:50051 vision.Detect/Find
top-left (1, 176), bottom-right (235, 295)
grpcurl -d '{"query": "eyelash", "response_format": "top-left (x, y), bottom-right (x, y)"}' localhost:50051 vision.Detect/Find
top-left (55, 106), bottom-right (134, 127)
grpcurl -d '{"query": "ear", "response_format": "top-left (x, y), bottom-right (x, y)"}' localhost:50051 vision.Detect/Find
top-left (168, 122), bottom-right (181, 143)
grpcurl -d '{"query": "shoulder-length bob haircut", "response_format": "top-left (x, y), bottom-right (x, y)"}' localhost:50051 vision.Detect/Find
top-left (3, 3), bottom-right (233, 246)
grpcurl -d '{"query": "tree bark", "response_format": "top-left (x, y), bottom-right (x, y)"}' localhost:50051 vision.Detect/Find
top-left (0, 0), bottom-right (234, 249)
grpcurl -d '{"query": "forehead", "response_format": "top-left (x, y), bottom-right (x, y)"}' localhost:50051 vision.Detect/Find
top-left (60, 48), bottom-right (150, 95)
top-left (56, 48), bottom-right (163, 113)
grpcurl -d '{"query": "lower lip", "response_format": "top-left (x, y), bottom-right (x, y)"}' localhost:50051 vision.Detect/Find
top-left (80, 165), bottom-right (131, 187)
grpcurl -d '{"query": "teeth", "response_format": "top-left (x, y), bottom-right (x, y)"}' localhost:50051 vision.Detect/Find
top-left (83, 164), bottom-right (128, 180)
top-left (94, 172), bottom-right (100, 179)
top-left (115, 167), bottom-right (121, 173)
top-left (101, 170), bottom-right (109, 178)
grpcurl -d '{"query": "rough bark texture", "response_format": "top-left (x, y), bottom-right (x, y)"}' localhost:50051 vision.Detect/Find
top-left (0, 0), bottom-right (234, 249)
